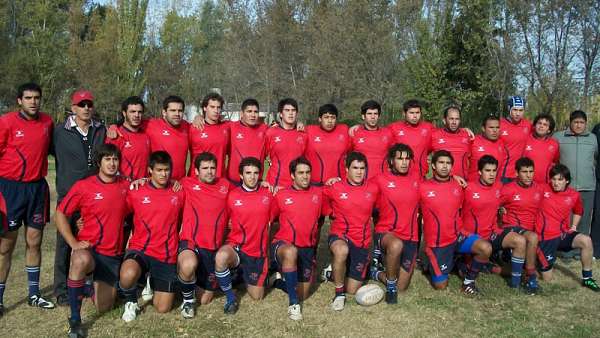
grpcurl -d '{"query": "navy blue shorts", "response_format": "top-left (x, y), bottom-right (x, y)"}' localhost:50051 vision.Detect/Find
top-left (503, 226), bottom-right (530, 235)
top-left (328, 235), bottom-right (370, 282)
top-left (489, 229), bottom-right (513, 253)
top-left (232, 246), bottom-right (268, 287)
top-left (91, 250), bottom-right (122, 287)
top-left (425, 234), bottom-right (480, 283)
top-left (271, 240), bottom-right (317, 283)
top-left (124, 250), bottom-right (177, 293)
top-left (538, 232), bottom-right (579, 272)
top-left (0, 177), bottom-right (49, 231)
top-left (374, 232), bottom-right (418, 273)
top-left (178, 240), bottom-right (218, 291)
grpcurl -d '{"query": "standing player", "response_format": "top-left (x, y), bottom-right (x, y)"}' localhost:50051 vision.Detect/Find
top-left (271, 157), bottom-right (326, 320)
top-left (499, 96), bottom-right (532, 183)
top-left (0, 83), bottom-right (54, 313)
top-left (370, 144), bottom-right (420, 303)
top-left (54, 144), bottom-right (129, 337)
top-left (536, 164), bottom-right (600, 290)
top-left (522, 114), bottom-right (559, 184)
top-left (215, 157), bottom-right (274, 314)
top-left (324, 152), bottom-right (379, 311)
top-left (431, 105), bottom-right (471, 178)
top-left (468, 115), bottom-right (507, 182)
top-left (106, 96), bottom-right (150, 180)
top-left (499, 157), bottom-right (542, 294)
top-left (119, 151), bottom-right (185, 321)
top-left (177, 152), bottom-right (232, 318)
top-left (265, 98), bottom-right (307, 189)
top-left (188, 93), bottom-right (229, 178)
top-left (463, 155), bottom-right (527, 289)
top-left (304, 104), bottom-right (350, 185)
top-left (421, 150), bottom-right (492, 294)
top-left (0, 192), bottom-right (6, 236)
top-left (350, 100), bottom-right (392, 179)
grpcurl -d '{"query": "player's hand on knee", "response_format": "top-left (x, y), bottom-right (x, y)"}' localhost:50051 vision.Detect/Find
top-left (71, 240), bottom-right (90, 251)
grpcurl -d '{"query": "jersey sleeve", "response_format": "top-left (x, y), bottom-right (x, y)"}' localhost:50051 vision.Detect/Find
top-left (499, 185), bottom-right (511, 205)
top-left (270, 197), bottom-right (280, 222)
top-left (322, 186), bottom-right (333, 216)
top-left (573, 193), bottom-right (584, 216)
top-left (57, 182), bottom-right (83, 216)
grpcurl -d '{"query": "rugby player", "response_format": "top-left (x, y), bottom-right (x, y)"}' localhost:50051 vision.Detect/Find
top-left (499, 96), bottom-right (532, 183)
top-left (522, 114), bottom-right (559, 184)
top-left (468, 115), bottom-right (507, 182)
top-left (431, 105), bottom-right (471, 178)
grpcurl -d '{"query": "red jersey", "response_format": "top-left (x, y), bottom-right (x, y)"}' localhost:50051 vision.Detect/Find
top-left (468, 135), bottom-right (507, 181)
top-left (431, 128), bottom-right (471, 178)
top-left (226, 187), bottom-right (274, 257)
top-left (144, 118), bottom-right (190, 180)
top-left (371, 172), bottom-right (420, 242)
top-left (180, 177), bottom-right (231, 251)
top-left (388, 121), bottom-right (433, 177)
top-left (106, 125), bottom-right (150, 180)
top-left (420, 178), bottom-right (464, 248)
top-left (500, 181), bottom-right (542, 231)
top-left (265, 126), bottom-right (307, 187)
top-left (500, 118), bottom-right (532, 179)
top-left (272, 186), bottom-right (325, 247)
top-left (0, 192), bottom-right (8, 235)
top-left (227, 122), bottom-right (268, 182)
top-left (126, 183), bottom-right (185, 263)
top-left (323, 180), bottom-right (379, 248)
top-left (350, 126), bottom-right (392, 179)
top-left (0, 111), bottom-right (53, 181)
top-left (522, 135), bottom-right (559, 184)
top-left (305, 124), bottom-right (350, 184)
top-left (536, 186), bottom-right (583, 241)
top-left (462, 180), bottom-right (502, 240)
top-left (57, 176), bottom-right (129, 256)
top-left (188, 122), bottom-right (229, 178)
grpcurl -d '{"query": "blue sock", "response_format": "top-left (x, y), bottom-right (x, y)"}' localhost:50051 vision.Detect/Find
top-left (370, 268), bottom-right (381, 281)
top-left (386, 278), bottom-right (397, 292)
top-left (510, 256), bottom-right (525, 288)
top-left (373, 248), bottom-right (382, 263)
top-left (582, 269), bottom-right (593, 280)
top-left (67, 279), bottom-right (85, 322)
top-left (215, 269), bottom-right (236, 303)
top-left (526, 267), bottom-right (537, 283)
top-left (466, 257), bottom-right (487, 282)
top-left (0, 282), bottom-right (5, 305)
top-left (180, 278), bottom-right (196, 302)
top-left (283, 269), bottom-right (299, 305)
top-left (26, 266), bottom-right (40, 297)
top-left (118, 282), bottom-right (138, 303)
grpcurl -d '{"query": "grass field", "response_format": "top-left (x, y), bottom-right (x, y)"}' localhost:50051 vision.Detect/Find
top-left (1, 170), bottom-right (599, 337)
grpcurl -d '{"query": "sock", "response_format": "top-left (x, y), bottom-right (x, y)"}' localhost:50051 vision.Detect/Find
top-left (526, 267), bottom-right (537, 283)
top-left (372, 248), bottom-right (382, 263)
top-left (465, 257), bottom-right (487, 283)
top-left (510, 256), bottom-right (525, 288)
top-left (582, 269), bottom-right (593, 280)
top-left (335, 284), bottom-right (345, 297)
top-left (215, 269), bottom-right (236, 303)
top-left (180, 278), bottom-right (196, 303)
top-left (386, 278), bottom-right (397, 292)
top-left (0, 282), bottom-right (5, 305)
top-left (273, 279), bottom-right (287, 292)
top-left (118, 282), bottom-right (138, 303)
top-left (283, 268), bottom-right (299, 305)
top-left (67, 278), bottom-right (85, 322)
top-left (370, 269), bottom-right (381, 281)
top-left (26, 266), bottom-right (40, 297)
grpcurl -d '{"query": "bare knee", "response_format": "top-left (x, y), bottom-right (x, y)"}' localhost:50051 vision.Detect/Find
top-left (386, 239), bottom-right (403, 256)
top-left (331, 242), bottom-right (349, 260)
top-left (280, 246), bottom-right (298, 265)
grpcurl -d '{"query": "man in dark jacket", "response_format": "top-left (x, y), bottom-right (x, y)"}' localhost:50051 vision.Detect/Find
top-left (52, 90), bottom-right (106, 304)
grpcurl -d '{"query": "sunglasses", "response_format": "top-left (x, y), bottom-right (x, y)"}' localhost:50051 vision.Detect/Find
top-left (77, 101), bottom-right (94, 108)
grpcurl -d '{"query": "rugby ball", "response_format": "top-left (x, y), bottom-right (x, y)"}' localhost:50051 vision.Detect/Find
top-left (355, 284), bottom-right (384, 306)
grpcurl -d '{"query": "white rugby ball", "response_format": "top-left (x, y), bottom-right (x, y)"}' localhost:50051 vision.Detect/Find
top-left (355, 284), bottom-right (384, 306)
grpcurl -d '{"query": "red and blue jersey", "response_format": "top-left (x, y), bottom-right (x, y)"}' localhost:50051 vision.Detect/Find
top-left (536, 185), bottom-right (583, 241)
top-left (468, 135), bottom-right (507, 181)
top-left (105, 125), bottom-right (150, 180)
top-left (500, 181), bottom-right (542, 231)
top-left (227, 121), bottom-right (268, 182)
top-left (500, 118), bottom-right (532, 179)
top-left (431, 128), bottom-right (471, 178)
top-left (462, 180), bottom-right (503, 240)
top-left (188, 122), bottom-right (229, 178)
top-left (144, 118), bottom-right (190, 180)
top-left (388, 121), bottom-right (433, 177)
top-left (420, 178), bottom-right (465, 248)
top-left (522, 135), bottom-right (560, 184)
top-left (350, 126), bottom-right (392, 179)
top-left (265, 126), bottom-right (307, 187)
top-left (304, 124), bottom-right (350, 184)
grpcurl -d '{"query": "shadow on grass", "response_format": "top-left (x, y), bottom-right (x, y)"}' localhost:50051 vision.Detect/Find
top-left (5, 285), bottom-right (53, 312)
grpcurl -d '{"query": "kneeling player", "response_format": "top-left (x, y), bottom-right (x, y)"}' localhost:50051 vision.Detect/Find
top-left (370, 144), bottom-right (420, 303)
top-left (421, 151), bottom-right (492, 294)
top-left (324, 152), bottom-right (379, 311)
top-left (536, 164), bottom-right (600, 290)
top-left (55, 144), bottom-right (129, 337)
top-left (177, 152), bottom-right (232, 318)
top-left (271, 157), bottom-right (326, 320)
top-left (463, 155), bottom-right (527, 289)
top-left (119, 151), bottom-right (184, 322)
top-left (215, 157), bottom-right (274, 314)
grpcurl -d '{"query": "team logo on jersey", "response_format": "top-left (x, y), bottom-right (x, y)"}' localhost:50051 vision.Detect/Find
top-left (462, 138), bottom-right (469, 144)
top-left (549, 145), bottom-right (555, 152)
top-left (426, 191), bottom-right (436, 198)
top-left (453, 188), bottom-right (460, 196)
top-left (564, 197), bottom-right (572, 204)
top-left (258, 132), bottom-right (264, 138)
top-left (234, 199), bottom-right (243, 206)
top-left (312, 195), bottom-right (319, 204)
top-left (387, 181), bottom-right (396, 188)
top-left (200, 132), bottom-right (209, 138)
top-left (421, 129), bottom-right (428, 136)
top-left (262, 196), bottom-right (270, 204)
top-left (438, 138), bottom-right (446, 144)
top-left (477, 146), bottom-right (485, 152)
top-left (296, 136), bottom-right (304, 143)
top-left (94, 193), bottom-right (104, 200)
top-left (32, 214), bottom-right (43, 224)
top-left (338, 134), bottom-right (345, 141)
top-left (171, 196), bottom-right (179, 205)
top-left (236, 133), bottom-right (244, 139)
top-left (534, 193), bottom-right (541, 200)
top-left (398, 130), bottom-right (405, 136)
top-left (382, 136), bottom-right (389, 142)
top-left (193, 184), bottom-right (201, 191)
top-left (357, 138), bottom-right (365, 144)
top-left (525, 145), bottom-right (532, 151)
top-left (162, 130), bottom-right (170, 136)
top-left (339, 192), bottom-right (348, 199)
top-left (523, 127), bottom-right (529, 133)
top-left (365, 192), bottom-right (372, 200)
top-left (274, 136), bottom-right (282, 143)
top-left (413, 182), bottom-right (419, 189)
top-left (124, 141), bottom-right (132, 148)
top-left (472, 192), bottom-right (480, 199)
top-left (219, 185), bottom-right (228, 194)
top-left (15, 130), bottom-right (24, 137)
top-left (546, 254), bottom-right (554, 261)
top-left (284, 198), bottom-right (293, 205)
top-left (495, 190), bottom-right (501, 198)
top-left (513, 194), bottom-right (521, 201)
top-left (544, 192), bottom-right (551, 198)
top-left (142, 196), bottom-right (151, 204)
top-left (314, 136), bottom-right (322, 142)
top-left (440, 264), bottom-right (448, 271)
top-left (501, 130), bottom-right (508, 136)
top-left (8, 220), bottom-right (17, 228)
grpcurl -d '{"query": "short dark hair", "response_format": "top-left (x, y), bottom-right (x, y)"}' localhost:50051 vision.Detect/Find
top-left (549, 164), bottom-right (571, 185)
top-left (278, 98), bottom-right (298, 113)
top-left (162, 95), bottom-right (185, 111)
top-left (241, 98), bottom-right (259, 111)
top-left (202, 92), bottom-right (224, 109)
top-left (94, 143), bottom-right (121, 167)
top-left (533, 113), bottom-right (556, 134)
top-left (121, 96), bottom-right (145, 113)
top-left (477, 155), bottom-right (498, 172)
top-left (318, 104), bottom-right (338, 117)
top-left (194, 151), bottom-right (217, 170)
top-left (443, 104), bottom-right (461, 118)
top-left (149, 151), bottom-right (172, 169)
top-left (515, 157), bottom-right (534, 171)
top-left (360, 100), bottom-right (381, 115)
top-left (387, 143), bottom-right (413, 169)
top-left (289, 156), bottom-right (312, 175)
top-left (239, 156), bottom-right (262, 174)
top-left (17, 82), bottom-right (42, 99)
top-left (403, 99), bottom-right (421, 112)
top-left (570, 110), bottom-right (587, 122)
top-left (431, 150), bottom-right (454, 165)
top-left (345, 151), bottom-right (368, 168)
top-left (482, 114), bottom-right (500, 127)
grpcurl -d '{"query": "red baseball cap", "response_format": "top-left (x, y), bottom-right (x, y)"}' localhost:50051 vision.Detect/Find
top-left (71, 90), bottom-right (94, 105)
